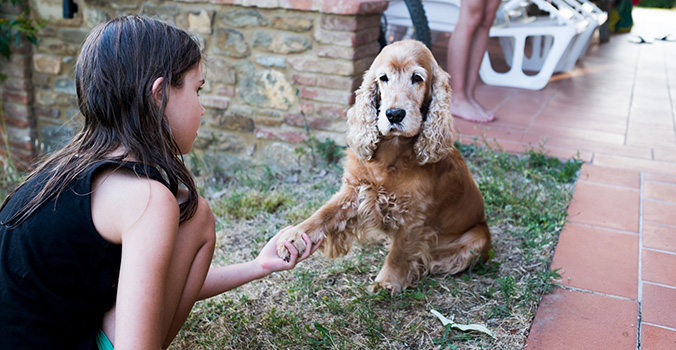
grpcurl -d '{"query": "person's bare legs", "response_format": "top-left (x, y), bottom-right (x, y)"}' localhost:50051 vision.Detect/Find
top-left (102, 193), bottom-right (217, 349)
top-left (465, 0), bottom-right (501, 118)
top-left (447, 0), bottom-right (496, 122)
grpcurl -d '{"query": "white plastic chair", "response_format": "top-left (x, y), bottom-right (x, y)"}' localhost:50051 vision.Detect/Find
top-left (554, 0), bottom-right (608, 72)
top-left (496, 0), bottom-right (607, 73)
top-left (480, 0), bottom-right (591, 90)
top-left (383, 0), bottom-right (606, 90)
top-left (384, 0), bottom-right (462, 33)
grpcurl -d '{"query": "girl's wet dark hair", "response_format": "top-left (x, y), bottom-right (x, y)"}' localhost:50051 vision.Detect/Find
top-left (2, 15), bottom-right (203, 227)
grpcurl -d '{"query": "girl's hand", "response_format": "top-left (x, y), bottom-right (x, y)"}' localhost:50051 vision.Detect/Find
top-left (199, 226), bottom-right (323, 300)
top-left (255, 226), bottom-right (322, 274)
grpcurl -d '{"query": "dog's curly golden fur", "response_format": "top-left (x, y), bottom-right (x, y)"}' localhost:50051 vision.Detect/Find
top-left (277, 40), bottom-right (491, 293)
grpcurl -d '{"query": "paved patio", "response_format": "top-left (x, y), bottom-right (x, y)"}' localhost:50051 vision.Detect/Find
top-left (433, 7), bottom-right (676, 349)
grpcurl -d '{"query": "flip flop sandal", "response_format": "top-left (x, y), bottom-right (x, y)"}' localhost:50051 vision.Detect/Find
top-left (655, 34), bottom-right (676, 42)
top-left (628, 36), bottom-right (653, 44)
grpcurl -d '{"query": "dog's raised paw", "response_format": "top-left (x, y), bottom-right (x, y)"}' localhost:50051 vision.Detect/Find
top-left (275, 227), bottom-right (308, 262)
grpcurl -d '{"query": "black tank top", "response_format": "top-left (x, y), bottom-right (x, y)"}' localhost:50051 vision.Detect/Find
top-left (0, 161), bottom-right (169, 350)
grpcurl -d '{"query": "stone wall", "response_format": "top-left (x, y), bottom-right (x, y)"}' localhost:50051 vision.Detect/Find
top-left (1, 0), bottom-right (38, 169)
top-left (1, 0), bottom-right (387, 170)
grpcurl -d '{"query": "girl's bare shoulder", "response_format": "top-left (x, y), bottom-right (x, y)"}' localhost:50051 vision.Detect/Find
top-left (91, 166), bottom-right (179, 244)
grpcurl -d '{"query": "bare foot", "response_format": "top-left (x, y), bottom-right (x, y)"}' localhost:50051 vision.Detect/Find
top-left (469, 98), bottom-right (496, 122)
top-left (450, 99), bottom-right (495, 123)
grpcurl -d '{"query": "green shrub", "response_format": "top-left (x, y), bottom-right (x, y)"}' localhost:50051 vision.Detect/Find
top-left (637, 0), bottom-right (675, 8)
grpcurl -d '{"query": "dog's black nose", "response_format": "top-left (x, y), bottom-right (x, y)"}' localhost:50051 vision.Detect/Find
top-left (386, 108), bottom-right (406, 124)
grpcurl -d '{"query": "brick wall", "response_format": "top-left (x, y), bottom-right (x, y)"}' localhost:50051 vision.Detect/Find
top-left (0, 0), bottom-right (387, 170)
top-left (1, 0), bottom-right (38, 169)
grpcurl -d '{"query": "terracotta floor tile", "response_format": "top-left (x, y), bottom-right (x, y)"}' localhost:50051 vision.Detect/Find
top-left (509, 89), bottom-right (558, 103)
top-left (544, 90), bottom-right (630, 108)
top-left (490, 115), bottom-right (534, 131)
top-left (631, 95), bottom-right (671, 110)
top-left (644, 172), bottom-right (676, 185)
top-left (535, 114), bottom-right (627, 135)
top-left (551, 81), bottom-right (632, 97)
top-left (643, 223), bottom-right (676, 254)
top-left (474, 84), bottom-right (517, 110)
top-left (554, 76), bottom-right (633, 99)
top-left (547, 95), bottom-right (632, 113)
top-left (642, 283), bottom-right (676, 330)
top-left (557, 103), bottom-right (630, 118)
top-left (630, 106), bottom-right (674, 123)
top-left (642, 249), bottom-right (676, 287)
top-left (626, 139), bottom-right (676, 152)
top-left (551, 223), bottom-right (638, 298)
top-left (632, 84), bottom-right (670, 103)
top-left (640, 324), bottom-right (676, 350)
top-left (632, 82), bottom-right (671, 100)
top-left (627, 118), bottom-right (675, 134)
top-left (528, 124), bottom-right (625, 146)
top-left (654, 148), bottom-right (676, 163)
top-left (566, 181), bottom-right (640, 232)
top-left (626, 121), bottom-right (676, 148)
top-left (489, 113), bottom-right (533, 131)
top-left (643, 181), bottom-right (676, 203)
top-left (593, 154), bottom-right (676, 176)
top-left (544, 147), bottom-right (593, 162)
top-left (525, 288), bottom-right (637, 350)
top-left (483, 139), bottom-right (529, 154)
top-left (545, 137), bottom-right (652, 160)
top-left (577, 164), bottom-right (640, 188)
top-left (454, 122), bottom-right (535, 145)
top-left (497, 92), bottom-right (549, 112)
top-left (643, 200), bottom-right (676, 227)
top-left (539, 103), bottom-right (628, 122)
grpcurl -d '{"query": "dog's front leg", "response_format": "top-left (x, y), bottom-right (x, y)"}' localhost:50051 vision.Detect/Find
top-left (371, 226), bottom-right (432, 293)
top-left (276, 184), bottom-right (359, 261)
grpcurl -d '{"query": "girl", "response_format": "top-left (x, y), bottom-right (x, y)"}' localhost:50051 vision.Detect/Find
top-left (0, 15), bottom-right (319, 350)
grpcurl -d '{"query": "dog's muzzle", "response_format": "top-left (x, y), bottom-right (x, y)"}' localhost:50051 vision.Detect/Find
top-left (386, 108), bottom-right (406, 124)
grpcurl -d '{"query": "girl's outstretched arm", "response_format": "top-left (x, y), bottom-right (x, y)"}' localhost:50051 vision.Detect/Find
top-left (197, 228), bottom-right (322, 300)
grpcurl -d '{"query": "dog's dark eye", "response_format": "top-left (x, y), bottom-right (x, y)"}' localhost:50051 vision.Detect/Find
top-left (379, 74), bottom-right (389, 83)
top-left (411, 73), bottom-right (424, 84)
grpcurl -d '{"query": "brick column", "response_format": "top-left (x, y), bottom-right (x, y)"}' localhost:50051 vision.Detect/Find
top-left (0, 0), bottom-right (37, 169)
top-left (251, 0), bottom-right (387, 144)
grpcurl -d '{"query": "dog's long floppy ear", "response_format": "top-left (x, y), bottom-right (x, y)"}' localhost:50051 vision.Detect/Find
top-left (346, 68), bottom-right (380, 160)
top-left (414, 65), bottom-right (455, 165)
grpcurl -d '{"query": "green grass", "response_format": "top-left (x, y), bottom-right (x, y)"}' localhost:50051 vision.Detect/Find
top-left (211, 189), bottom-right (292, 220)
top-left (171, 140), bottom-right (582, 350)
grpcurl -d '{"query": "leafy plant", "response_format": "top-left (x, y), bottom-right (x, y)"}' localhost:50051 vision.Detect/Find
top-left (636, 0), bottom-right (675, 8)
top-left (296, 135), bottom-right (344, 170)
top-left (292, 102), bottom-right (344, 170)
top-left (0, 0), bottom-right (43, 61)
top-left (526, 147), bottom-right (583, 183)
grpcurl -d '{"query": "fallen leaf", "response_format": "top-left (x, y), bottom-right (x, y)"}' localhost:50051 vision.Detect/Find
top-left (430, 309), bottom-right (495, 338)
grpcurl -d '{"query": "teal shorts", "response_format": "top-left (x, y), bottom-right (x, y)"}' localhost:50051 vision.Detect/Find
top-left (95, 329), bottom-right (114, 350)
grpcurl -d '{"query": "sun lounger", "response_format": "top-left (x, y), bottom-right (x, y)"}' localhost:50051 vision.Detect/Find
top-left (383, 0), bottom-right (607, 90)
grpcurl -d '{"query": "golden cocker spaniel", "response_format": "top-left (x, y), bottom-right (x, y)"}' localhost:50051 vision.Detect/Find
top-left (277, 40), bottom-right (492, 293)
